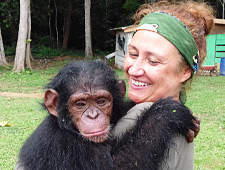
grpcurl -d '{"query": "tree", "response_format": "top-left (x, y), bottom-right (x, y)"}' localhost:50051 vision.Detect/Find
top-left (0, 27), bottom-right (8, 66)
top-left (13, 0), bottom-right (31, 72)
top-left (62, 0), bottom-right (72, 49)
top-left (85, 0), bottom-right (93, 59)
top-left (53, 0), bottom-right (59, 49)
top-left (48, 0), bottom-right (53, 44)
top-left (219, 0), bottom-right (225, 19)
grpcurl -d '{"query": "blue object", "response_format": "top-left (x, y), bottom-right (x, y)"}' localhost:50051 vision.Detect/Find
top-left (220, 58), bottom-right (225, 76)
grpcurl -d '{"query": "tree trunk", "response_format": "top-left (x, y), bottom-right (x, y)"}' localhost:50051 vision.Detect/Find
top-left (62, 0), bottom-right (72, 49)
top-left (0, 27), bottom-right (8, 66)
top-left (223, 0), bottom-right (225, 19)
top-left (48, 0), bottom-right (53, 48)
top-left (85, 0), bottom-right (93, 59)
top-left (219, 0), bottom-right (225, 19)
top-left (25, 2), bottom-right (32, 68)
top-left (13, 0), bottom-right (31, 72)
top-left (54, 0), bottom-right (59, 49)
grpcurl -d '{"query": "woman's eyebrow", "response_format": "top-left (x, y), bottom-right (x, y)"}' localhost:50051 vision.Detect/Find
top-left (128, 43), bottom-right (164, 59)
top-left (128, 44), bottom-right (137, 50)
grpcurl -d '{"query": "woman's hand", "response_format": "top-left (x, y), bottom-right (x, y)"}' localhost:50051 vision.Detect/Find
top-left (187, 116), bottom-right (200, 143)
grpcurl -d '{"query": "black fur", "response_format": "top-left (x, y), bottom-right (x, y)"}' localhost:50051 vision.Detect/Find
top-left (17, 61), bottom-right (127, 170)
top-left (111, 98), bottom-right (195, 170)
top-left (18, 115), bottom-right (115, 170)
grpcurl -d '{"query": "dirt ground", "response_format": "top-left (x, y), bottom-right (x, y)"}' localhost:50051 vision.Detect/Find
top-left (0, 92), bottom-right (43, 98)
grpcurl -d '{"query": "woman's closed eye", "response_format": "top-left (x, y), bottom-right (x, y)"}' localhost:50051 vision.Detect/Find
top-left (147, 59), bottom-right (160, 65)
top-left (129, 52), bottom-right (138, 58)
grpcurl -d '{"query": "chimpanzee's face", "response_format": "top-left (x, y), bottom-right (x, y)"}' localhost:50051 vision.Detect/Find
top-left (68, 89), bottom-right (113, 143)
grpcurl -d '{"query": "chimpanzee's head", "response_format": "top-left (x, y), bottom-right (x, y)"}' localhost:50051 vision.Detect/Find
top-left (44, 60), bottom-right (125, 143)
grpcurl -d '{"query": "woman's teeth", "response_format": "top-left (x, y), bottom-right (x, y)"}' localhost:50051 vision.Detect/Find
top-left (132, 79), bottom-right (150, 86)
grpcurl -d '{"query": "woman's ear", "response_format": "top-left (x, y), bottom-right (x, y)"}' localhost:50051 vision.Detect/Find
top-left (44, 89), bottom-right (59, 117)
top-left (180, 67), bottom-right (192, 83)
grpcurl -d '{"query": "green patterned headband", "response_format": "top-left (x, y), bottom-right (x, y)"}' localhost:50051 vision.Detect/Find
top-left (136, 12), bottom-right (199, 76)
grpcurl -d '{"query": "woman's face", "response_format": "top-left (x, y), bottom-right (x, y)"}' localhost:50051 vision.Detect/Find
top-left (124, 30), bottom-right (191, 104)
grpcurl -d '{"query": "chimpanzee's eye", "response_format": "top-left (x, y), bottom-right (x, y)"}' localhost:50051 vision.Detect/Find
top-left (96, 98), bottom-right (107, 106)
top-left (74, 101), bottom-right (87, 109)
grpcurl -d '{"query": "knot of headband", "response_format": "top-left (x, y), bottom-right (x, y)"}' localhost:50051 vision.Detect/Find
top-left (136, 12), bottom-right (199, 76)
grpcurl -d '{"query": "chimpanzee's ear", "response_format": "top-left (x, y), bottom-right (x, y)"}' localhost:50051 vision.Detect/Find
top-left (118, 80), bottom-right (126, 98)
top-left (44, 89), bottom-right (59, 117)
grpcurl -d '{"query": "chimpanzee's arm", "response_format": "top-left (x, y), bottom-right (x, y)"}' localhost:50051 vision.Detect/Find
top-left (111, 98), bottom-right (196, 170)
top-left (110, 102), bottom-right (153, 140)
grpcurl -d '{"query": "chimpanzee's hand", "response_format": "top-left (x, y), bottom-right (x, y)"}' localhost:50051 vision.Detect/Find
top-left (187, 116), bottom-right (200, 143)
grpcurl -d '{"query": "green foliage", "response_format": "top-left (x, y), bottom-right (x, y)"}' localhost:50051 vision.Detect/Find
top-left (4, 42), bottom-right (85, 60)
top-left (123, 0), bottom-right (142, 13)
top-left (38, 36), bottom-right (55, 48)
top-left (4, 43), bottom-right (16, 56)
top-left (104, 39), bottom-right (115, 51)
top-left (26, 39), bottom-right (32, 44)
top-left (30, 44), bottom-right (84, 59)
top-left (0, 0), bottom-right (19, 29)
top-left (32, 45), bottom-right (62, 58)
top-left (106, 57), bottom-right (115, 67)
top-left (93, 49), bottom-right (109, 56)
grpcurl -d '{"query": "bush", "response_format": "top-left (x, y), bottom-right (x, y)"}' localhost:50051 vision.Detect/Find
top-left (5, 43), bottom-right (16, 56)
top-left (31, 45), bottom-right (62, 58)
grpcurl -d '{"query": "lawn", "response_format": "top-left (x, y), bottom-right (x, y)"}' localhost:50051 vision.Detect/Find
top-left (0, 59), bottom-right (225, 170)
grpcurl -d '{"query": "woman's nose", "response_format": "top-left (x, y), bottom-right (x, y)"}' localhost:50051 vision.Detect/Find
top-left (128, 59), bottom-right (145, 76)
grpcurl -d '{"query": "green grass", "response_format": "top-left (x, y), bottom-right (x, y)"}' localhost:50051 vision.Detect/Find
top-left (186, 77), bottom-right (225, 170)
top-left (0, 97), bottom-right (45, 169)
top-left (0, 61), bottom-right (225, 170)
top-left (0, 61), bottom-right (70, 93)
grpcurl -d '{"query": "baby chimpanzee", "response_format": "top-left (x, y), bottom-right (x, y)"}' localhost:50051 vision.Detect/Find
top-left (16, 61), bottom-right (126, 170)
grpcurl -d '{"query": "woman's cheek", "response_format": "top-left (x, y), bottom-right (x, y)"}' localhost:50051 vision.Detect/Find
top-left (124, 55), bottom-right (130, 70)
top-left (124, 56), bottom-right (132, 76)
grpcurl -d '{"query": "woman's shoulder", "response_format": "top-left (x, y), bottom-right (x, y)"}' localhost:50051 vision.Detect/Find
top-left (111, 102), bottom-right (153, 140)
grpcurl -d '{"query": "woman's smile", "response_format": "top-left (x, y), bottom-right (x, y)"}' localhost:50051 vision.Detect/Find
top-left (131, 79), bottom-right (151, 87)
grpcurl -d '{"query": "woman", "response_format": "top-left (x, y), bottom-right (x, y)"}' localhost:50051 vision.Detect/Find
top-left (111, 1), bottom-right (214, 169)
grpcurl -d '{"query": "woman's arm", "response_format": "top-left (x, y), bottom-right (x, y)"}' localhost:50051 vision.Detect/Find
top-left (160, 136), bottom-right (194, 170)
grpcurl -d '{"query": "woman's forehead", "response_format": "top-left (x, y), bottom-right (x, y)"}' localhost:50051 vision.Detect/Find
top-left (130, 30), bottom-right (180, 58)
